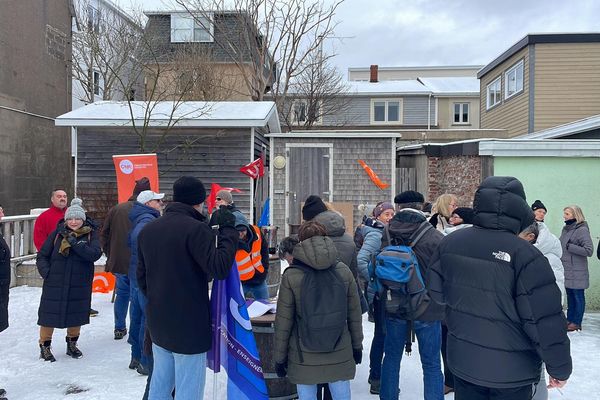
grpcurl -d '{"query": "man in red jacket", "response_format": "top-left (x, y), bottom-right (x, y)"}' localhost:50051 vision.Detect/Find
top-left (33, 189), bottom-right (68, 251)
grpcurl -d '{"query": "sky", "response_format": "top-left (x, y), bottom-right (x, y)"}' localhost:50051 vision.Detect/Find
top-left (121, 0), bottom-right (600, 77)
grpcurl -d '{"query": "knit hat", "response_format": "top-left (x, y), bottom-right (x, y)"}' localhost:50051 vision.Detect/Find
top-left (394, 190), bottom-right (424, 205)
top-left (234, 211), bottom-right (250, 231)
top-left (302, 195), bottom-right (328, 221)
top-left (531, 200), bottom-right (547, 212)
top-left (373, 202), bottom-right (394, 218)
top-left (173, 176), bottom-right (207, 206)
top-left (132, 177), bottom-right (151, 197)
top-left (452, 207), bottom-right (474, 225)
top-left (65, 198), bottom-right (86, 220)
top-left (216, 189), bottom-right (233, 204)
top-left (137, 190), bottom-right (165, 205)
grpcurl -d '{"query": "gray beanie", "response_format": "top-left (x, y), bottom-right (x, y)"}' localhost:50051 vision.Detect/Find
top-left (65, 198), bottom-right (86, 220)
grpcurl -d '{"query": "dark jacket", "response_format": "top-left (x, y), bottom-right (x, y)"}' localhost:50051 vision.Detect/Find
top-left (274, 235), bottom-right (363, 385)
top-left (383, 208), bottom-right (445, 321)
top-left (37, 219), bottom-right (102, 328)
top-left (0, 231), bottom-right (10, 332)
top-left (137, 202), bottom-right (238, 355)
top-left (429, 176), bottom-right (572, 388)
top-left (101, 201), bottom-right (134, 275)
top-left (128, 202), bottom-right (160, 289)
top-left (560, 221), bottom-right (593, 289)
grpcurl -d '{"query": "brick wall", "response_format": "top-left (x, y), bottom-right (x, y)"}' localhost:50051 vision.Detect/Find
top-left (427, 155), bottom-right (482, 207)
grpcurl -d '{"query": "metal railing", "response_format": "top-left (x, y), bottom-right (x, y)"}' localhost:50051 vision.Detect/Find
top-left (2, 214), bottom-right (39, 287)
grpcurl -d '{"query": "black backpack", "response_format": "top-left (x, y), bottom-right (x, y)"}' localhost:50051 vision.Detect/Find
top-left (290, 262), bottom-right (347, 362)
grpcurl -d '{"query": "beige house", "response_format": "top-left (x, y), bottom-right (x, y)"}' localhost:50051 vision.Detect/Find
top-left (479, 33), bottom-right (600, 137)
top-left (348, 65), bottom-right (483, 81)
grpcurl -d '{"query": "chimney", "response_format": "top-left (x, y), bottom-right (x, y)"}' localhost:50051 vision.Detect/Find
top-left (370, 64), bottom-right (379, 83)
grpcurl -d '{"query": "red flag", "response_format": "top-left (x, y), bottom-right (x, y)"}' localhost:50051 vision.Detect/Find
top-left (358, 160), bottom-right (390, 190)
top-left (239, 158), bottom-right (264, 179)
top-left (206, 183), bottom-right (242, 214)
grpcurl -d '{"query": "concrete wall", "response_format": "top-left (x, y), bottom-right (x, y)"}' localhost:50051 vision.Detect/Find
top-left (493, 156), bottom-right (600, 310)
top-left (0, 0), bottom-right (73, 214)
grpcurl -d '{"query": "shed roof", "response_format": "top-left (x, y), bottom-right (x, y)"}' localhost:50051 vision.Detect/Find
top-left (55, 101), bottom-right (281, 132)
top-left (417, 77), bottom-right (479, 96)
top-left (517, 114), bottom-right (600, 139)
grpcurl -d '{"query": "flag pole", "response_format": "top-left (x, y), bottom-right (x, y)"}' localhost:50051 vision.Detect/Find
top-left (212, 225), bottom-right (220, 400)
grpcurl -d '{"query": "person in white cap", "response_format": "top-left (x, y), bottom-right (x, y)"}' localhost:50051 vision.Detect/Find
top-left (127, 190), bottom-right (164, 377)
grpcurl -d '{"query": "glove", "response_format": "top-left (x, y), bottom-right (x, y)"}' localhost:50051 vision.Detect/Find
top-left (56, 224), bottom-right (69, 237)
top-left (353, 348), bottom-right (362, 365)
top-left (66, 235), bottom-right (77, 246)
top-left (275, 362), bottom-right (287, 378)
top-left (209, 207), bottom-right (235, 228)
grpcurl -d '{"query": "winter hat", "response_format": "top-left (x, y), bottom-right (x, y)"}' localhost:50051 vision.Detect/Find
top-left (65, 198), bottom-right (86, 220)
top-left (234, 211), bottom-right (250, 231)
top-left (531, 199), bottom-right (547, 212)
top-left (137, 190), bottom-right (165, 205)
top-left (132, 177), bottom-right (151, 197)
top-left (173, 176), bottom-right (207, 206)
top-left (452, 207), bottom-right (474, 225)
top-left (302, 195), bottom-right (328, 221)
top-left (216, 189), bottom-right (233, 204)
top-left (373, 202), bottom-right (394, 218)
top-left (394, 190), bottom-right (424, 205)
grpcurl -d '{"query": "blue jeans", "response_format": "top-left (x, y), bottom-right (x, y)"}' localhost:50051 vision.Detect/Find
top-left (242, 280), bottom-right (269, 300)
top-left (566, 288), bottom-right (585, 326)
top-left (297, 380), bottom-right (351, 400)
top-left (149, 344), bottom-right (207, 400)
top-left (369, 296), bottom-right (386, 381)
top-left (114, 273), bottom-right (130, 330)
top-left (129, 285), bottom-right (149, 367)
top-left (380, 318), bottom-right (443, 400)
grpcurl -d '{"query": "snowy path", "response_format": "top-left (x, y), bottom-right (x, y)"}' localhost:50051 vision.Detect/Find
top-left (0, 287), bottom-right (598, 399)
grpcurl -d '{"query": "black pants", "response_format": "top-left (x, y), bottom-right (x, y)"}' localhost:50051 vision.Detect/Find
top-left (441, 324), bottom-right (454, 388)
top-left (454, 376), bottom-right (532, 400)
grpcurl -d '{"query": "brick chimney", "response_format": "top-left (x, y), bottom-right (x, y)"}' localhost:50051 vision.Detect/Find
top-left (370, 64), bottom-right (379, 83)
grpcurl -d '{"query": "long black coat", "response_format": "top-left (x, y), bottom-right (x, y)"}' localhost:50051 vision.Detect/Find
top-left (37, 219), bottom-right (102, 328)
top-left (137, 202), bottom-right (238, 355)
top-left (0, 232), bottom-right (10, 332)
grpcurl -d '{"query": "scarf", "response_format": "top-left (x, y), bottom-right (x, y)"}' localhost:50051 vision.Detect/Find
top-left (59, 225), bottom-right (92, 256)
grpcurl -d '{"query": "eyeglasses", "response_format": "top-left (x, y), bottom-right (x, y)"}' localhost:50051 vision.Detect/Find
top-left (216, 197), bottom-right (222, 201)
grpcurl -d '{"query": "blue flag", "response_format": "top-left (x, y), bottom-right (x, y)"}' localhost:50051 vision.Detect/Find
top-left (258, 198), bottom-right (270, 227)
top-left (208, 264), bottom-right (268, 400)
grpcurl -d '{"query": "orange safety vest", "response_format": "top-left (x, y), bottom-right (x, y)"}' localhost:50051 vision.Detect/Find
top-left (236, 225), bottom-right (265, 281)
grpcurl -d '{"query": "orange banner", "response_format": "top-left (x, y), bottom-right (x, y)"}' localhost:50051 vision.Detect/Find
top-left (112, 154), bottom-right (159, 203)
top-left (358, 159), bottom-right (390, 190)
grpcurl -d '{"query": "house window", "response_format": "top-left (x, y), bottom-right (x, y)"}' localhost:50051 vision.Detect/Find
top-left (486, 77), bottom-right (501, 109)
top-left (171, 14), bottom-right (213, 43)
top-left (453, 103), bottom-right (469, 124)
top-left (87, 5), bottom-right (100, 33)
top-left (371, 99), bottom-right (402, 124)
top-left (88, 70), bottom-right (101, 97)
top-left (292, 100), bottom-right (321, 125)
top-left (505, 60), bottom-right (524, 99)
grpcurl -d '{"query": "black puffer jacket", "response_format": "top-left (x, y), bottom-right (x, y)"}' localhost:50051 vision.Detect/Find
top-left (0, 231), bottom-right (10, 332)
top-left (429, 176), bottom-right (572, 388)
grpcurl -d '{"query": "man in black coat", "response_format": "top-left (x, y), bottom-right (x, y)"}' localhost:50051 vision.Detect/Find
top-left (429, 176), bottom-right (572, 400)
top-left (0, 204), bottom-right (8, 399)
top-left (137, 176), bottom-right (238, 399)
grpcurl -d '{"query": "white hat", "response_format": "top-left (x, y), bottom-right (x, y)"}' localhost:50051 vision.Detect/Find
top-left (137, 190), bottom-right (165, 205)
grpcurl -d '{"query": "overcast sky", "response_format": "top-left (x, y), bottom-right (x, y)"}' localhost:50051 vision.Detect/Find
top-left (123, 0), bottom-right (600, 77)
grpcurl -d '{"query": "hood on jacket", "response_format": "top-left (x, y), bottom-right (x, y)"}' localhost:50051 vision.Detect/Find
top-left (535, 222), bottom-right (562, 259)
top-left (472, 176), bottom-right (534, 234)
top-left (387, 209), bottom-right (427, 243)
top-left (313, 210), bottom-right (347, 237)
top-left (129, 201), bottom-right (160, 224)
top-left (292, 235), bottom-right (338, 270)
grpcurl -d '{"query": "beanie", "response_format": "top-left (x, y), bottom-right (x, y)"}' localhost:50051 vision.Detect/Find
top-left (394, 190), bottom-right (424, 205)
top-left (173, 176), bottom-right (207, 206)
top-left (132, 177), bottom-right (151, 198)
top-left (373, 202), bottom-right (394, 218)
top-left (302, 195), bottom-right (328, 221)
top-left (216, 189), bottom-right (233, 204)
top-left (65, 198), bottom-right (86, 221)
top-left (531, 200), bottom-right (547, 212)
top-left (452, 207), bottom-right (474, 225)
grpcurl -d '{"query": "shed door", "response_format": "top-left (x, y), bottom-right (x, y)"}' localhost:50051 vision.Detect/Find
top-left (286, 146), bottom-right (331, 231)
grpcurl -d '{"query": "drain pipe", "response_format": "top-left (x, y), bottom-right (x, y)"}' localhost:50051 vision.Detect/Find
top-left (427, 93), bottom-right (431, 130)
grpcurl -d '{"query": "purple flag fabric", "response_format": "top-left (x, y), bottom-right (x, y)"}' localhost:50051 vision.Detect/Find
top-left (208, 263), bottom-right (269, 399)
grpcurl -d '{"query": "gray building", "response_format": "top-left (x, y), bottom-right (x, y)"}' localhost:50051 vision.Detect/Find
top-left (0, 0), bottom-right (74, 214)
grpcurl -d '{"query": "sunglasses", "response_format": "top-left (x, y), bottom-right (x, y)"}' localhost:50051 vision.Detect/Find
top-left (216, 197), bottom-right (222, 201)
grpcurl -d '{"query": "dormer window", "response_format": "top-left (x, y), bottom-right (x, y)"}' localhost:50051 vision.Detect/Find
top-left (171, 13), bottom-right (213, 43)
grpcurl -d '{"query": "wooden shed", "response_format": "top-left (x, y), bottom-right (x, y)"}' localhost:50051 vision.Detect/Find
top-left (55, 101), bottom-right (281, 222)
top-left (268, 131), bottom-right (401, 236)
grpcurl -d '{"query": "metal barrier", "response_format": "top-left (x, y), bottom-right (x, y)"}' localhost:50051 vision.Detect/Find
top-left (2, 214), bottom-right (39, 287)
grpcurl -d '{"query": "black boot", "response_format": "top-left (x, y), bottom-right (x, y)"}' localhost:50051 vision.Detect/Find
top-left (66, 336), bottom-right (83, 359)
top-left (40, 340), bottom-right (56, 362)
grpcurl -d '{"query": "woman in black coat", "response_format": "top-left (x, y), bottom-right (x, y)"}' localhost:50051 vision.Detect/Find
top-left (36, 198), bottom-right (102, 362)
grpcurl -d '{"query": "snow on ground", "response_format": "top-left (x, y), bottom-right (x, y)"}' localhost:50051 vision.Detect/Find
top-left (0, 286), bottom-right (599, 399)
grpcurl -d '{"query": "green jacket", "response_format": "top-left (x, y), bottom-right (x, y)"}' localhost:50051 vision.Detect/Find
top-left (274, 235), bottom-right (363, 385)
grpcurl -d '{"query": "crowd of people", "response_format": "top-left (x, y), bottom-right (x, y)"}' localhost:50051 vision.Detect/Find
top-left (0, 174), bottom-right (597, 399)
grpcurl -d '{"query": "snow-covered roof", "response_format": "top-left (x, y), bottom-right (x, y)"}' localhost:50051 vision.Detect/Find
top-left (517, 114), bottom-right (600, 139)
top-left (418, 77), bottom-right (480, 96)
top-left (55, 101), bottom-right (281, 132)
top-left (345, 80), bottom-right (431, 95)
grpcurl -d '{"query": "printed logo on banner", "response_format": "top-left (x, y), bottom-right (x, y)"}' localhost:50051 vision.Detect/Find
top-left (119, 159), bottom-right (134, 175)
